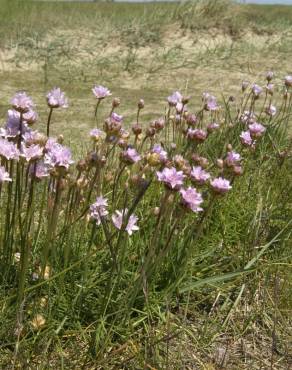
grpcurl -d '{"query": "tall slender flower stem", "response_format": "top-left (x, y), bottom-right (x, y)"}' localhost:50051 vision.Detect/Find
top-left (46, 107), bottom-right (53, 137)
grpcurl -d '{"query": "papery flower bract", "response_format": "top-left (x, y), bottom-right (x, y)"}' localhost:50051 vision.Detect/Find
top-left (180, 187), bottom-right (203, 213)
top-left (90, 196), bottom-right (109, 225)
top-left (252, 84), bottom-right (263, 97)
top-left (46, 88), bottom-right (68, 108)
top-left (248, 122), bottom-right (266, 138)
top-left (0, 166), bottom-right (12, 183)
top-left (210, 177), bottom-right (232, 194)
top-left (121, 147), bottom-right (141, 165)
top-left (112, 209), bottom-right (139, 236)
top-left (11, 92), bottom-right (34, 113)
top-left (156, 166), bottom-right (185, 190)
top-left (240, 130), bottom-right (253, 147)
top-left (284, 75), bottom-right (292, 88)
top-left (21, 144), bottom-right (43, 162)
top-left (225, 151), bottom-right (241, 167)
top-left (265, 104), bottom-right (277, 117)
top-left (92, 85), bottom-right (112, 100)
top-left (190, 166), bottom-right (210, 185)
top-left (0, 138), bottom-right (20, 160)
top-left (167, 91), bottom-right (182, 106)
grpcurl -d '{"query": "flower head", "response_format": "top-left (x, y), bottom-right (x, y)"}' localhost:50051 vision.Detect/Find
top-left (0, 166), bottom-right (12, 183)
top-left (120, 147), bottom-right (141, 165)
top-left (156, 167), bottom-right (185, 190)
top-left (92, 85), bottom-right (111, 99)
top-left (240, 110), bottom-right (256, 125)
top-left (0, 138), bottom-right (20, 160)
top-left (112, 209), bottom-right (139, 235)
top-left (190, 166), bottom-right (210, 185)
top-left (248, 122), bottom-right (266, 138)
top-left (21, 144), bottom-right (43, 162)
top-left (207, 122), bottom-right (220, 133)
top-left (225, 151), bottom-right (241, 167)
top-left (90, 196), bottom-right (109, 225)
top-left (152, 144), bottom-right (168, 162)
top-left (284, 75), bottom-right (292, 88)
top-left (210, 177), bottom-right (232, 194)
top-left (187, 128), bottom-right (208, 143)
top-left (180, 187), bottom-right (203, 213)
top-left (265, 104), bottom-right (277, 117)
top-left (252, 84), bottom-right (263, 97)
top-left (45, 142), bottom-right (74, 169)
top-left (240, 130), bottom-right (253, 147)
top-left (46, 88), bottom-right (68, 108)
top-left (23, 109), bottom-right (38, 125)
top-left (203, 93), bottom-right (219, 111)
top-left (167, 91), bottom-right (182, 106)
top-left (90, 128), bottom-right (103, 141)
top-left (30, 160), bottom-right (49, 179)
top-left (266, 71), bottom-right (274, 81)
top-left (11, 92), bottom-right (34, 113)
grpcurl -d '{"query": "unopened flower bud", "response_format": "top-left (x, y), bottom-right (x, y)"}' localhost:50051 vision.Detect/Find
top-left (112, 97), bottom-right (120, 108)
top-left (182, 96), bottom-right (190, 105)
top-left (76, 159), bottom-right (87, 172)
top-left (216, 159), bottom-right (224, 169)
top-left (153, 207), bottom-right (160, 216)
top-left (227, 144), bottom-right (233, 151)
top-left (199, 157), bottom-right (209, 168)
top-left (132, 123), bottom-right (142, 136)
top-left (57, 134), bottom-right (64, 144)
top-left (138, 99), bottom-right (145, 109)
top-left (233, 165), bottom-right (243, 176)
top-left (266, 71), bottom-right (274, 82)
top-left (146, 127), bottom-right (156, 137)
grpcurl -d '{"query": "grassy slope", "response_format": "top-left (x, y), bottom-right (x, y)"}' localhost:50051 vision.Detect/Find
top-left (0, 1), bottom-right (291, 369)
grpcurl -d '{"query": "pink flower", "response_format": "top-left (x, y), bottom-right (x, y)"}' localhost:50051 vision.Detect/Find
top-left (266, 83), bottom-right (274, 95)
top-left (240, 111), bottom-right (256, 125)
top-left (210, 177), bottom-right (232, 194)
top-left (45, 142), bottom-right (74, 169)
top-left (207, 122), bottom-right (220, 133)
top-left (248, 122), bottom-right (266, 138)
top-left (186, 114), bottom-right (197, 126)
top-left (23, 109), bottom-right (38, 124)
top-left (180, 187), bottom-right (203, 213)
top-left (203, 93), bottom-right (219, 111)
top-left (30, 160), bottom-right (49, 179)
top-left (265, 104), bottom-right (277, 117)
top-left (240, 130), bottom-right (253, 147)
top-left (21, 144), bottom-right (43, 162)
top-left (151, 144), bottom-right (168, 163)
top-left (241, 81), bottom-right (249, 91)
top-left (284, 75), bottom-right (292, 88)
top-left (120, 147), bottom-right (141, 164)
top-left (90, 196), bottom-right (109, 225)
top-left (266, 71), bottom-right (274, 81)
top-left (187, 128), bottom-right (208, 142)
top-left (167, 91), bottom-right (182, 106)
top-left (0, 138), bottom-right (20, 160)
top-left (90, 128), bottom-right (103, 141)
top-left (190, 166), bottom-right (210, 185)
top-left (11, 92), bottom-right (34, 113)
top-left (112, 209), bottom-right (139, 235)
top-left (0, 166), bottom-right (12, 183)
top-left (157, 167), bottom-right (185, 190)
top-left (92, 85), bottom-right (111, 99)
top-left (46, 88), bottom-right (68, 108)
top-left (225, 151), bottom-right (241, 167)
top-left (111, 112), bottom-right (123, 124)
top-left (252, 84), bottom-right (263, 97)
